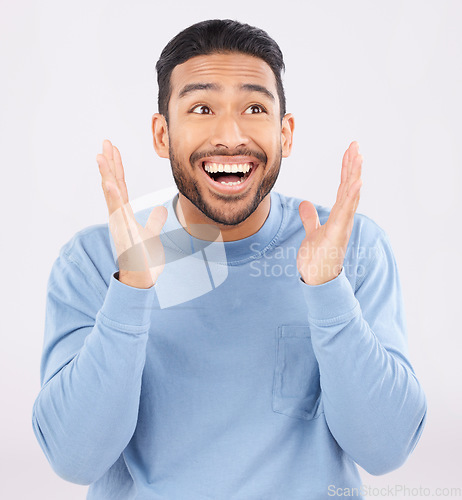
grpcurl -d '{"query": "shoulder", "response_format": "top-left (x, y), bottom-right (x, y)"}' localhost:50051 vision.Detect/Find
top-left (52, 221), bottom-right (115, 295)
top-left (59, 222), bottom-right (111, 264)
top-left (60, 221), bottom-right (106, 252)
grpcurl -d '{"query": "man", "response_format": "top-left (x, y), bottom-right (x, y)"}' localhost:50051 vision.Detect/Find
top-left (32, 19), bottom-right (427, 499)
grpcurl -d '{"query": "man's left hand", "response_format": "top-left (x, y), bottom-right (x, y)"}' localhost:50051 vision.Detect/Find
top-left (297, 141), bottom-right (363, 286)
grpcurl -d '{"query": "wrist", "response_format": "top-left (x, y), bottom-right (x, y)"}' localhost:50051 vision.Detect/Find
top-left (117, 270), bottom-right (155, 289)
top-left (300, 265), bottom-right (343, 286)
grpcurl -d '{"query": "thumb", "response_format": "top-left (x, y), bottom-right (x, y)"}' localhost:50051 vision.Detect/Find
top-left (145, 205), bottom-right (168, 235)
top-left (299, 200), bottom-right (320, 236)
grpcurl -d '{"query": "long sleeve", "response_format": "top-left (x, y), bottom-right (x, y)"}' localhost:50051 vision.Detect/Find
top-left (300, 228), bottom-right (427, 476)
top-left (32, 244), bottom-right (159, 485)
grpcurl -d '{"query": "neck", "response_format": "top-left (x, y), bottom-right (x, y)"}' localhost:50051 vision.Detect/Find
top-left (174, 193), bottom-right (271, 242)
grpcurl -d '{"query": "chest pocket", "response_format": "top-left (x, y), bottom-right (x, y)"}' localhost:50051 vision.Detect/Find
top-left (272, 325), bottom-right (323, 421)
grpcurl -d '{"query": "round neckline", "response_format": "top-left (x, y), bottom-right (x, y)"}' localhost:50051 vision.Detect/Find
top-left (160, 191), bottom-right (286, 265)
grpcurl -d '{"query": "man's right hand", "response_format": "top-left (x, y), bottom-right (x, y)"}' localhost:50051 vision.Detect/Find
top-left (96, 139), bottom-right (168, 289)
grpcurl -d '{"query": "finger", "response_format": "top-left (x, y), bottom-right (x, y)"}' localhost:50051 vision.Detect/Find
top-left (329, 144), bottom-right (362, 232)
top-left (299, 200), bottom-right (320, 236)
top-left (97, 153), bottom-right (138, 247)
top-left (97, 154), bottom-right (122, 215)
top-left (351, 158), bottom-right (363, 212)
top-left (349, 178), bottom-right (363, 212)
top-left (341, 148), bottom-right (350, 184)
top-left (337, 141), bottom-right (358, 205)
top-left (102, 139), bottom-right (116, 176)
top-left (97, 146), bottom-right (147, 272)
top-left (145, 205), bottom-right (168, 236)
top-left (335, 148), bottom-right (350, 204)
top-left (112, 145), bottom-right (129, 204)
top-left (340, 148), bottom-right (362, 208)
top-left (97, 145), bottom-right (137, 226)
top-left (353, 188), bottom-right (361, 212)
top-left (343, 155), bottom-right (362, 211)
top-left (333, 177), bottom-right (363, 230)
top-left (346, 141), bottom-right (359, 182)
top-left (98, 145), bottom-right (137, 223)
top-left (349, 153), bottom-right (363, 188)
top-left (331, 151), bottom-right (362, 217)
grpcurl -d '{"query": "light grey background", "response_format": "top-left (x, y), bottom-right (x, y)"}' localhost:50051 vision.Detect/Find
top-left (1, 0), bottom-right (461, 498)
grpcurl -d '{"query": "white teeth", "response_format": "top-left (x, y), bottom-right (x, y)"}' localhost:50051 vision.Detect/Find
top-left (204, 162), bottom-right (252, 174)
top-left (220, 179), bottom-right (244, 186)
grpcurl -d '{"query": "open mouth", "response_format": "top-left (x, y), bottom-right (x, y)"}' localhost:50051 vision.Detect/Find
top-left (201, 161), bottom-right (255, 187)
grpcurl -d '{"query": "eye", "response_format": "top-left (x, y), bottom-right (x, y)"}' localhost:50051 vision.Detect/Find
top-left (190, 104), bottom-right (212, 114)
top-left (244, 104), bottom-right (266, 114)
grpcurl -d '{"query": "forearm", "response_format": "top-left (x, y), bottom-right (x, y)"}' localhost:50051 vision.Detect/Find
top-left (302, 270), bottom-right (427, 475)
top-left (32, 273), bottom-right (156, 485)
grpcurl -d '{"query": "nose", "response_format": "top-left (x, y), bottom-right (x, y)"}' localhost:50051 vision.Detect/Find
top-left (209, 114), bottom-right (249, 150)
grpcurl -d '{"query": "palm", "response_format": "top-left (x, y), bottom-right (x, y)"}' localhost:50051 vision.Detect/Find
top-left (297, 142), bottom-right (363, 286)
top-left (97, 139), bottom-right (168, 288)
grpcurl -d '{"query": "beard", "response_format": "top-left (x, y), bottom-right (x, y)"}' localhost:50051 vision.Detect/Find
top-left (168, 140), bottom-right (282, 226)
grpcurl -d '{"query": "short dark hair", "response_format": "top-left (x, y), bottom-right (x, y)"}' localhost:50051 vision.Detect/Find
top-left (155, 19), bottom-right (286, 124)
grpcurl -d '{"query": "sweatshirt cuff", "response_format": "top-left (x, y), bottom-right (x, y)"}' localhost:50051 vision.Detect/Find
top-left (97, 271), bottom-right (159, 330)
top-left (299, 267), bottom-right (359, 325)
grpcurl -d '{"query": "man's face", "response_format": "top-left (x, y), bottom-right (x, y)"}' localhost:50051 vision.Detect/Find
top-left (157, 52), bottom-right (293, 226)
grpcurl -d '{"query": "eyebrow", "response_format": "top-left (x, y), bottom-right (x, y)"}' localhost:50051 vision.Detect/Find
top-left (178, 82), bottom-right (275, 102)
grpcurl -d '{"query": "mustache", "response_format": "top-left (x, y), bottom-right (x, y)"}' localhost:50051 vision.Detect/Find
top-left (190, 148), bottom-right (267, 165)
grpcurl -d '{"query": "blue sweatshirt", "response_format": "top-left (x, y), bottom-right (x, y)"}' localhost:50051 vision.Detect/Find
top-left (32, 190), bottom-right (427, 499)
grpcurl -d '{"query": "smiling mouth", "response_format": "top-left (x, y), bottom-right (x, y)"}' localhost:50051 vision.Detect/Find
top-left (202, 161), bottom-right (255, 186)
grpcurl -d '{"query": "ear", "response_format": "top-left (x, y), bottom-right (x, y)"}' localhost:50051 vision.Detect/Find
top-left (152, 113), bottom-right (170, 159)
top-left (281, 113), bottom-right (295, 158)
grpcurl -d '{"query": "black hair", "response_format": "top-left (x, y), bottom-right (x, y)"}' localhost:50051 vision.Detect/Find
top-left (155, 19), bottom-right (286, 124)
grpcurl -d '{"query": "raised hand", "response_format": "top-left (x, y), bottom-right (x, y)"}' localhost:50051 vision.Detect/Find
top-left (96, 139), bottom-right (168, 289)
top-left (297, 141), bottom-right (363, 286)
